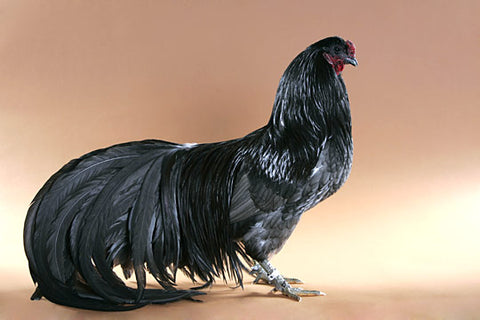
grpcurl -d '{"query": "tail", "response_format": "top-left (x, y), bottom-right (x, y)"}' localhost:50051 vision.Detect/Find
top-left (23, 140), bottom-right (206, 311)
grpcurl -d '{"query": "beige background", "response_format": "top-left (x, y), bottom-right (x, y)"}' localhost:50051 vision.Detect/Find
top-left (1, 0), bottom-right (479, 318)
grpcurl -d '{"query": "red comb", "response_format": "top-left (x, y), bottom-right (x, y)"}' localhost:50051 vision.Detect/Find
top-left (346, 40), bottom-right (356, 56)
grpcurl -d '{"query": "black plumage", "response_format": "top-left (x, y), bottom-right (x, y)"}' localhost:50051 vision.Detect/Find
top-left (24, 36), bottom-right (357, 310)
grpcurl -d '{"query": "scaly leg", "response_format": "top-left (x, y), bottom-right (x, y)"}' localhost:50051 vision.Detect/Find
top-left (250, 261), bottom-right (303, 284)
top-left (255, 260), bottom-right (326, 301)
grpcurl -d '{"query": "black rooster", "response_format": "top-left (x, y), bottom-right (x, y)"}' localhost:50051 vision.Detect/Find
top-left (24, 36), bottom-right (357, 310)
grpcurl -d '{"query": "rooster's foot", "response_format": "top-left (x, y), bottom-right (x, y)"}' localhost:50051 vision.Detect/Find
top-left (256, 260), bottom-right (326, 301)
top-left (250, 262), bottom-right (303, 285)
top-left (271, 285), bottom-right (326, 301)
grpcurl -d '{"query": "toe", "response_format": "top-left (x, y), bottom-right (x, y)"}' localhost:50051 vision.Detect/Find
top-left (284, 277), bottom-right (304, 284)
top-left (294, 288), bottom-right (327, 296)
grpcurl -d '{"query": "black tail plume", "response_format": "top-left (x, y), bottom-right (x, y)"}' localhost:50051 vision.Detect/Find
top-left (24, 139), bottom-right (247, 310)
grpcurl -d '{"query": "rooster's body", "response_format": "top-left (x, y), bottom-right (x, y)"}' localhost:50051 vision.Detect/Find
top-left (24, 36), bottom-right (357, 310)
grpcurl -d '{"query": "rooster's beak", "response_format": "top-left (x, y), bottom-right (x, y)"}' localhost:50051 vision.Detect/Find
top-left (344, 57), bottom-right (358, 67)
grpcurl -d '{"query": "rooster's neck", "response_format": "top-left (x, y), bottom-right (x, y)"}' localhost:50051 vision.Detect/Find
top-left (267, 49), bottom-right (350, 146)
top-left (253, 49), bottom-right (351, 181)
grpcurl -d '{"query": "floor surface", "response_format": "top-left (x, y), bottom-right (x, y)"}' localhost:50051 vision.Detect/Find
top-left (2, 277), bottom-right (479, 320)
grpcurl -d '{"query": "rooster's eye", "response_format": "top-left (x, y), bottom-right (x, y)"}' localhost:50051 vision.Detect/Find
top-left (334, 46), bottom-right (341, 54)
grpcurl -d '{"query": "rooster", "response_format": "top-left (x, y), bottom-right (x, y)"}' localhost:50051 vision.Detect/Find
top-left (24, 36), bottom-right (357, 310)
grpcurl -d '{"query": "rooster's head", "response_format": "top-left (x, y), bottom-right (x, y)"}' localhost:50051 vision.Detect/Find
top-left (316, 37), bottom-right (358, 75)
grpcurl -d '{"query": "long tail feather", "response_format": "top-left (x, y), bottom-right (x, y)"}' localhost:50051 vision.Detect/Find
top-left (24, 139), bottom-right (249, 310)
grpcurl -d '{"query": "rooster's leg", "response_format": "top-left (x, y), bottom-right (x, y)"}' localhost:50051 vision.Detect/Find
top-left (250, 262), bottom-right (303, 284)
top-left (256, 260), bottom-right (326, 301)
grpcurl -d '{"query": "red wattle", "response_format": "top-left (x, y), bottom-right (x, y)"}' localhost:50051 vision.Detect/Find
top-left (323, 53), bottom-right (344, 75)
